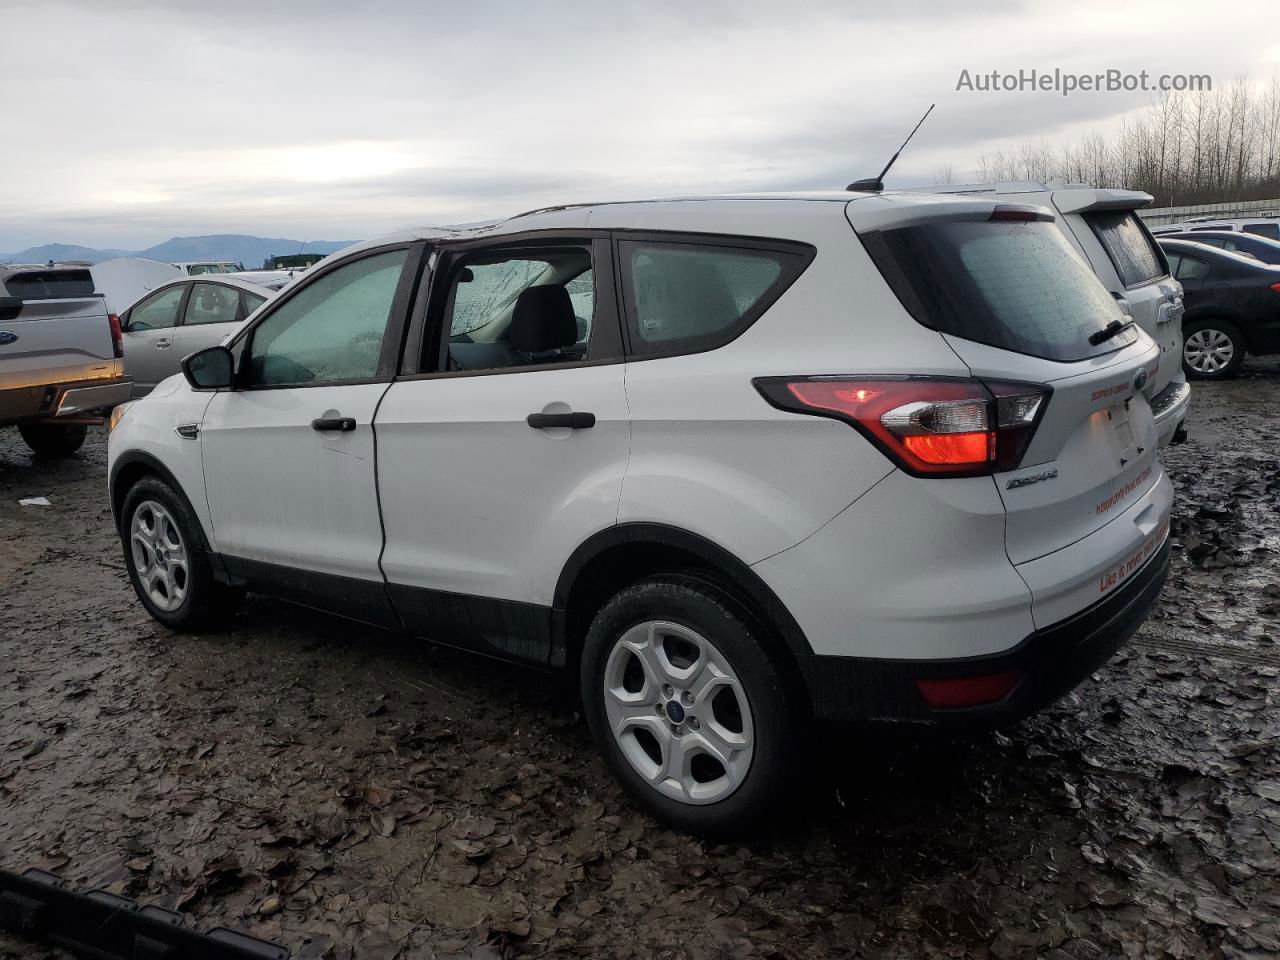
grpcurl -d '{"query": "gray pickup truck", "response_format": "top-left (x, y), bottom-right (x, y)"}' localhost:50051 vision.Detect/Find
top-left (0, 264), bottom-right (132, 456)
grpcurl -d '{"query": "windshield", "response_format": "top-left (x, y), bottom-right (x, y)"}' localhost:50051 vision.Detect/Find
top-left (862, 219), bottom-right (1133, 362)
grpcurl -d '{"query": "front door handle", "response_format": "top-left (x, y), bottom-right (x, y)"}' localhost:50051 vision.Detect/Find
top-left (312, 417), bottom-right (356, 432)
top-left (527, 411), bottom-right (595, 430)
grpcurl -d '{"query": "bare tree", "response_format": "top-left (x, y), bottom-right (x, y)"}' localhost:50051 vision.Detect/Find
top-left (963, 75), bottom-right (1280, 204)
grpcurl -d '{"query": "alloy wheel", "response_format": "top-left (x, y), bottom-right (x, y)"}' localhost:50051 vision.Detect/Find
top-left (130, 500), bottom-right (190, 612)
top-left (1184, 328), bottom-right (1235, 374)
top-left (602, 620), bottom-right (754, 805)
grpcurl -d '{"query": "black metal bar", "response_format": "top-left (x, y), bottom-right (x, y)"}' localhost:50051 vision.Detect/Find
top-left (0, 869), bottom-right (290, 959)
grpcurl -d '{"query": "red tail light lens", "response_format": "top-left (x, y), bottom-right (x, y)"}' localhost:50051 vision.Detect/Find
top-left (1270, 282), bottom-right (1280, 294)
top-left (916, 670), bottom-right (1020, 708)
top-left (756, 376), bottom-right (1049, 477)
top-left (108, 313), bottom-right (124, 359)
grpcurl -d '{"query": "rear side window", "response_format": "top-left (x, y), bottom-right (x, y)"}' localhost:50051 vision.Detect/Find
top-left (1243, 222), bottom-right (1280, 240)
top-left (618, 240), bottom-right (811, 356)
top-left (1083, 211), bottom-right (1167, 287)
top-left (862, 220), bottom-right (1131, 363)
top-left (2, 269), bottom-right (95, 300)
top-left (1171, 254), bottom-right (1210, 281)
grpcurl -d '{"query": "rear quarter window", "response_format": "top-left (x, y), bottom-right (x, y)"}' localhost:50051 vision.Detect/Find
top-left (1243, 222), bottom-right (1280, 240)
top-left (618, 238), bottom-right (812, 357)
top-left (861, 219), bottom-right (1131, 363)
top-left (1082, 211), bottom-right (1167, 287)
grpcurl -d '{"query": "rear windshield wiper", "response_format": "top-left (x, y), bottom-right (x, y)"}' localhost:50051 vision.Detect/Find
top-left (1089, 318), bottom-right (1134, 346)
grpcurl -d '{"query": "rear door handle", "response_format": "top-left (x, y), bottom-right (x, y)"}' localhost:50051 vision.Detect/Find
top-left (526, 411), bottom-right (595, 430)
top-left (311, 417), bottom-right (356, 432)
top-left (155, 338), bottom-right (171, 349)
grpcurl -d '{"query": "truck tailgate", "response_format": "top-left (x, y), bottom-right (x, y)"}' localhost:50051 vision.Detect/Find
top-left (0, 296), bottom-right (120, 389)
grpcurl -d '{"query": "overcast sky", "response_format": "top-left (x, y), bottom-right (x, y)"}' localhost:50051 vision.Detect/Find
top-left (1, 0), bottom-right (1276, 251)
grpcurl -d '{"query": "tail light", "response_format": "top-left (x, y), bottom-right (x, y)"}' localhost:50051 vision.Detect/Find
top-left (1270, 282), bottom-right (1280, 294)
top-left (755, 376), bottom-right (1050, 477)
top-left (108, 313), bottom-right (124, 359)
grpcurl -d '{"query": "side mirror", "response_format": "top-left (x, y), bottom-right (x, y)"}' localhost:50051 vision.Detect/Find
top-left (0, 296), bottom-right (21, 322)
top-left (182, 345), bottom-right (235, 390)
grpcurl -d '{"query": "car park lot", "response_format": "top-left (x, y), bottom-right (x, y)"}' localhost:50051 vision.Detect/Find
top-left (0, 365), bottom-right (1277, 959)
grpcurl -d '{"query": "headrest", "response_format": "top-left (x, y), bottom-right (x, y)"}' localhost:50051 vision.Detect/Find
top-left (509, 285), bottom-right (578, 353)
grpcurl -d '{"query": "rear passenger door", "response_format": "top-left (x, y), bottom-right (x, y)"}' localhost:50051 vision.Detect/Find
top-left (174, 282), bottom-right (262, 359)
top-left (375, 236), bottom-right (629, 664)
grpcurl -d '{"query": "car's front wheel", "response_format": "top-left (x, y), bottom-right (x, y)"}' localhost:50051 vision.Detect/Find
top-left (18, 422), bottom-right (87, 457)
top-left (120, 475), bottom-right (238, 630)
top-left (580, 574), bottom-right (800, 835)
top-left (1183, 318), bottom-right (1246, 379)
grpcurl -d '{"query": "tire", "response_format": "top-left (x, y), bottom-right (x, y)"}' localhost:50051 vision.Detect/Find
top-left (18, 423), bottom-right (87, 457)
top-left (119, 475), bottom-right (240, 630)
top-left (1182, 318), bottom-right (1246, 380)
top-left (580, 574), bottom-right (800, 835)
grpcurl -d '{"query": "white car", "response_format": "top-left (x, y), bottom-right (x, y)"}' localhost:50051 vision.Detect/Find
top-left (173, 261), bottom-right (245, 275)
top-left (120, 275), bottom-right (278, 397)
top-left (107, 192), bottom-right (1173, 833)
top-left (1156, 216), bottom-right (1280, 240)
top-left (913, 182), bottom-right (1190, 447)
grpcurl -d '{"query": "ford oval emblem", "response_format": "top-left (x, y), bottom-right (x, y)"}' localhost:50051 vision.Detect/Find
top-left (1133, 368), bottom-right (1148, 391)
top-left (0, 331), bottom-right (18, 346)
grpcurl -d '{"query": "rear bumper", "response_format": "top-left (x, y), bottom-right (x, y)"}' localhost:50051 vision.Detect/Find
top-left (1152, 380), bottom-right (1191, 447)
top-left (798, 537), bottom-right (1169, 726)
top-left (0, 377), bottom-right (132, 425)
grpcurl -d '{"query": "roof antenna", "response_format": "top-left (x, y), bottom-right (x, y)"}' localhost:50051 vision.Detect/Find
top-left (846, 103), bottom-right (935, 193)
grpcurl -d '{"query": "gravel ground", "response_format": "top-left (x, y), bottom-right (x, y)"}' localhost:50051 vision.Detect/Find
top-left (1, 364), bottom-right (1278, 960)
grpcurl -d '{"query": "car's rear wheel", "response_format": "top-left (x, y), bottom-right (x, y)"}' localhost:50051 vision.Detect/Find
top-left (18, 422), bottom-right (87, 457)
top-left (1183, 319), bottom-right (1246, 379)
top-left (580, 574), bottom-right (799, 835)
top-left (120, 475), bottom-right (238, 630)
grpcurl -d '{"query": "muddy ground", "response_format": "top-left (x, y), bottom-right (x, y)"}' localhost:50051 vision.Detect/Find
top-left (1, 365), bottom-right (1278, 960)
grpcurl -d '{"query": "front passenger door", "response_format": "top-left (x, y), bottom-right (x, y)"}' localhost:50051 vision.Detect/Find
top-left (122, 284), bottom-right (189, 396)
top-left (200, 246), bottom-right (421, 626)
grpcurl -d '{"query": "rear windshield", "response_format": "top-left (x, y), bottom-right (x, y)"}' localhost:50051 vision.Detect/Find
top-left (1, 269), bottom-right (96, 300)
top-left (862, 220), bottom-right (1132, 362)
top-left (1083, 211), bottom-right (1167, 287)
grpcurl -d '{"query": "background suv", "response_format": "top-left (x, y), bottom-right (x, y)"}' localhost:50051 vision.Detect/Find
top-left (915, 181), bottom-right (1190, 447)
top-left (108, 192), bottom-right (1172, 833)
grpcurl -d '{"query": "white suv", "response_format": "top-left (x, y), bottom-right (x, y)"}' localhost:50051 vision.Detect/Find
top-left (107, 193), bottom-right (1173, 833)
top-left (915, 182), bottom-right (1191, 447)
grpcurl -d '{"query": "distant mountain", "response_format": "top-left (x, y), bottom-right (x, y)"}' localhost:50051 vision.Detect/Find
top-left (0, 234), bottom-right (353, 267)
top-left (134, 235), bottom-right (353, 267)
top-left (0, 242), bottom-right (130, 265)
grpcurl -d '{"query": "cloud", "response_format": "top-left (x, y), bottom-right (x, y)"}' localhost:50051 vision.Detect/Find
top-left (0, 0), bottom-right (1272, 249)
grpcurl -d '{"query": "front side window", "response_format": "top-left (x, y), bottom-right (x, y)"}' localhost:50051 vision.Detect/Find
top-left (1083, 211), bottom-right (1166, 288)
top-left (242, 249), bottom-right (407, 387)
top-left (618, 241), bottom-right (805, 356)
top-left (127, 285), bottom-right (186, 331)
top-left (444, 247), bottom-right (594, 372)
top-left (184, 283), bottom-right (240, 326)
top-left (1243, 222), bottom-right (1280, 240)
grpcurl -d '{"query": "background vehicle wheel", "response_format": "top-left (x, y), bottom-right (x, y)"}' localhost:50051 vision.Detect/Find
top-left (580, 574), bottom-right (800, 835)
top-left (1182, 319), bottom-right (1246, 379)
top-left (120, 475), bottom-right (239, 630)
top-left (18, 423), bottom-right (87, 457)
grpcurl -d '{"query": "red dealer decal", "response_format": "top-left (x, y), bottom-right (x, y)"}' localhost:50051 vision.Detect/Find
top-left (1096, 466), bottom-right (1153, 516)
top-left (1098, 518), bottom-right (1169, 595)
